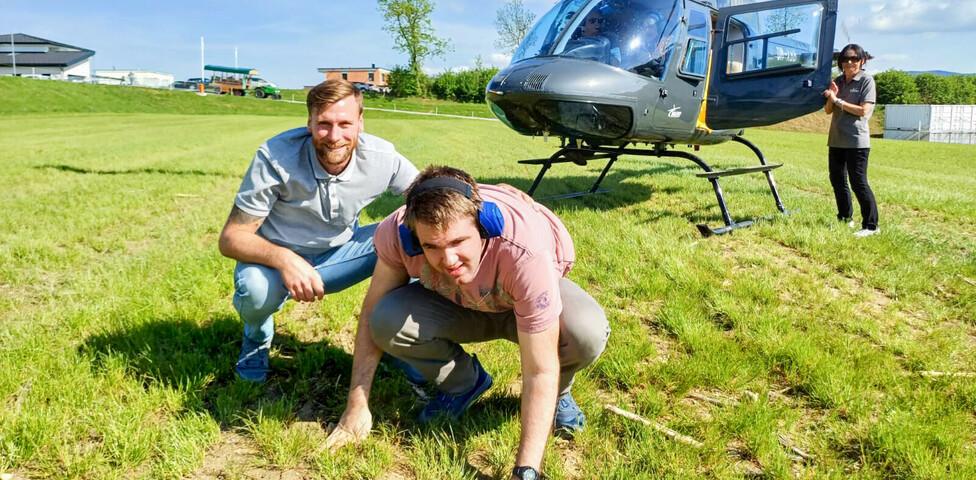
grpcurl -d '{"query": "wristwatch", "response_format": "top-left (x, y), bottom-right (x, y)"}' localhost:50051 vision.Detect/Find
top-left (513, 466), bottom-right (540, 480)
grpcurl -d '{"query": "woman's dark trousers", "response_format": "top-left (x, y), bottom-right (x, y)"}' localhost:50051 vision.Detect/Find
top-left (829, 147), bottom-right (878, 230)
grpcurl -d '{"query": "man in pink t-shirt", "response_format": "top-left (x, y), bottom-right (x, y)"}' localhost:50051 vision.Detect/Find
top-left (327, 166), bottom-right (609, 479)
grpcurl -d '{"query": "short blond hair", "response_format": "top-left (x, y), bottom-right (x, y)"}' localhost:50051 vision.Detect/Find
top-left (306, 79), bottom-right (363, 117)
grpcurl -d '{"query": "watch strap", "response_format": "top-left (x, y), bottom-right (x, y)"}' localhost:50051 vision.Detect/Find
top-left (512, 465), bottom-right (539, 480)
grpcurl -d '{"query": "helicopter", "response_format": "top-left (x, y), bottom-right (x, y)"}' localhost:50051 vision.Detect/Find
top-left (486, 0), bottom-right (838, 235)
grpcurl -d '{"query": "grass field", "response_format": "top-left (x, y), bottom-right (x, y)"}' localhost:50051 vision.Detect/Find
top-left (1, 76), bottom-right (975, 479)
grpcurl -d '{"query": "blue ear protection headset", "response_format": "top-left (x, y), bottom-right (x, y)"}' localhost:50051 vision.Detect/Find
top-left (398, 177), bottom-right (505, 256)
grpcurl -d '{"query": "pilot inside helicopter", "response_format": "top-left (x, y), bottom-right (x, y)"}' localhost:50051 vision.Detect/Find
top-left (557, 0), bottom-right (676, 80)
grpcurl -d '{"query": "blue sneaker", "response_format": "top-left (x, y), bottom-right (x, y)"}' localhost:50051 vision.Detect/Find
top-left (418, 355), bottom-right (493, 422)
top-left (554, 393), bottom-right (585, 438)
top-left (236, 334), bottom-right (271, 382)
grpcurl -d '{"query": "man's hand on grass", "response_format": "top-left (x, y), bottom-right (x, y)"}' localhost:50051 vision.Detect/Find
top-left (325, 407), bottom-right (372, 451)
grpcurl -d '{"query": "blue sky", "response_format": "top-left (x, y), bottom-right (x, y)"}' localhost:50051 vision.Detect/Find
top-left (5, 0), bottom-right (974, 89)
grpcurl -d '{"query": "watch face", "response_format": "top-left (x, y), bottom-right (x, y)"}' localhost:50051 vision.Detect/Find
top-left (514, 466), bottom-right (538, 480)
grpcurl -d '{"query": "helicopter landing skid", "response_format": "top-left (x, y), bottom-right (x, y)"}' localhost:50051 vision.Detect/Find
top-left (516, 135), bottom-right (789, 236)
top-left (519, 151), bottom-right (619, 200)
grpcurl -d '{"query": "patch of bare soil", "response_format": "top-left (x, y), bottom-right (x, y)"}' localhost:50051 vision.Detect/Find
top-left (285, 301), bottom-right (358, 353)
top-left (722, 235), bottom-right (905, 336)
top-left (378, 450), bottom-right (416, 480)
top-left (190, 430), bottom-right (311, 480)
top-left (554, 437), bottom-right (585, 480)
top-left (726, 437), bottom-right (765, 477)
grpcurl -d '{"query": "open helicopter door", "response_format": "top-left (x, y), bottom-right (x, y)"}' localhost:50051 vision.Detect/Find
top-left (705, 0), bottom-right (837, 129)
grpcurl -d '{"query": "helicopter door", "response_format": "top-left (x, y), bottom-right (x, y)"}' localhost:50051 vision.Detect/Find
top-left (705, 0), bottom-right (837, 129)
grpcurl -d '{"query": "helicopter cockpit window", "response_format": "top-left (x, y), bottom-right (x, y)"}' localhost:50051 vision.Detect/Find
top-left (724, 3), bottom-right (823, 76)
top-left (511, 0), bottom-right (591, 64)
top-left (681, 8), bottom-right (710, 77)
top-left (542, 0), bottom-right (681, 80)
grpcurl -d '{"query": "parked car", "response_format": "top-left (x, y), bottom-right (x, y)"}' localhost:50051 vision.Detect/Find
top-left (352, 81), bottom-right (384, 93)
top-left (172, 80), bottom-right (189, 89)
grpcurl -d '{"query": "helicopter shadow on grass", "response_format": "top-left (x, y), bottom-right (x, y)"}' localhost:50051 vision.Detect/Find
top-left (76, 314), bottom-right (511, 440)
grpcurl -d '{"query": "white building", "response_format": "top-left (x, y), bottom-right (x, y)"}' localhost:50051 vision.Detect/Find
top-left (94, 69), bottom-right (174, 88)
top-left (0, 33), bottom-right (94, 81)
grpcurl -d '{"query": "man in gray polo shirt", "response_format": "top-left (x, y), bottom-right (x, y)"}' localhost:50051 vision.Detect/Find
top-left (218, 79), bottom-right (420, 382)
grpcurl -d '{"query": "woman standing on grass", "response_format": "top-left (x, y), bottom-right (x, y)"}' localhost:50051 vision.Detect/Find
top-left (822, 43), bottom-right (879, 237)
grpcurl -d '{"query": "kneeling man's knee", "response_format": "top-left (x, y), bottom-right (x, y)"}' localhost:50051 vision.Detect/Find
top-left (369, 291), bottom-right (411, 349)
top-left (576, 306), bottom-right (609, 364)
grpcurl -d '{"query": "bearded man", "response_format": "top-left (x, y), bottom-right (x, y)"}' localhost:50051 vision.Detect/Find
top-left (218, 79), bottom-right (420, 382)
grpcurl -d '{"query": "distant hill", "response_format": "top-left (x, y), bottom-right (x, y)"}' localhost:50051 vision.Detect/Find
top-left (905, 70), bottom-right (972, 77)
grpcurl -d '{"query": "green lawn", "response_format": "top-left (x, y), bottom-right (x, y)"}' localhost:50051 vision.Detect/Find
top-left (1, 77), bottom-right (975, 479)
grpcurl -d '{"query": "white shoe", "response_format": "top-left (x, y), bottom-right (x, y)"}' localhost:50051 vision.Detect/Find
top-left (849, 220), bottom-right (856, 229)
top-left (853, 228), bottom-right (878, 238)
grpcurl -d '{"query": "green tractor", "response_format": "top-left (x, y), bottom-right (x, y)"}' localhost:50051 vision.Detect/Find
top-left (251, 77), bottom-right (281, 100)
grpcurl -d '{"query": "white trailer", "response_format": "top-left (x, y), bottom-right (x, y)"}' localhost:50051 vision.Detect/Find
top-left (883, 104), bottom-right (976, 145)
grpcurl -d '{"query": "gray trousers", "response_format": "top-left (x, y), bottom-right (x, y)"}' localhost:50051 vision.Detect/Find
top-left (369, 278), bottom-right (610, 396)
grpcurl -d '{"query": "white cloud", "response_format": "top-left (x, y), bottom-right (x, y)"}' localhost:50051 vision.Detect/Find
top-left (489, 52), bottom-right (513, 66)
top-left (873, 53), bottom-right (910, 62)
top-left (861, 0), bottom-right (976, 34)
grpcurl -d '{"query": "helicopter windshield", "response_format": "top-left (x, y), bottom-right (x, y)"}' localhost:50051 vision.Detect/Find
top-left (511, 0), bottom-right (682, 80)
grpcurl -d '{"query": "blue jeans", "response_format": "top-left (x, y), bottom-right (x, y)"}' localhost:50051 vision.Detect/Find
top-left (233, 223), bottom-right (378, 343)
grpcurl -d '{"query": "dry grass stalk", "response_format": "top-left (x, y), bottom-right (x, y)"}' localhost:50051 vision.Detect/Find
top-left (604, 404), bottom-right (704, 448)
top-left (919, 371), bottom-right (976, 378)
top-left (778, 434), bottom-right (814, 462)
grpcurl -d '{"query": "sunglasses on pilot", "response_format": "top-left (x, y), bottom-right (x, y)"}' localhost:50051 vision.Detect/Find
top-left (839, 56), bottom-right (860, 64)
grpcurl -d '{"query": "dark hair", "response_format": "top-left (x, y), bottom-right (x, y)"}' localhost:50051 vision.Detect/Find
top-left (306, 79), bottom-right (363, 118)
top-left (404, 165), bottom-right (481, 232)
top-left (837, 43), bottom-right (868, 69)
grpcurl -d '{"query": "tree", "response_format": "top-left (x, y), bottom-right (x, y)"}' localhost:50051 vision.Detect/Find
top-left (874, 70), bottom-right (920, 105)
top-left (431, 60), bottom-right (500, 103)
top-left (377, 0), bottom-right (451, 95)
top-left (914, 73), bottom-right (953, 105)
top-left (947, 75), bottom-right (976, 104)
top-left (387, 65), bottom-right (424, 97)
top-left (494, 0), bottom-right (537, 54)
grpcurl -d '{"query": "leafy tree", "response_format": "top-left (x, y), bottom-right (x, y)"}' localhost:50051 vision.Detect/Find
top-left (432, 62), bottom-right (499, 103)
top-left (914, 73), bottom-right (953, 105)
top-left (377, 0), bottom-right (451, 96)
top-left (947, 75), bottom-right (975, 104)
top-left (874, 70), bottom-right (920, 105)
top-left (494, 0), bottom-right (537, 54)
top-left (387, 65), bottom-right (423, 97)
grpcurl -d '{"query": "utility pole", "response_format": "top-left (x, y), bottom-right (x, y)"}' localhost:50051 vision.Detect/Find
top-left (200, 37), bottom-right (205, 80)
top-left (234, 46), bottom-right (238, 68)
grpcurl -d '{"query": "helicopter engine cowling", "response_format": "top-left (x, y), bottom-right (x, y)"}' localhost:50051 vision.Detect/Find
top-left (486, 56), bottom-right (662, 144)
